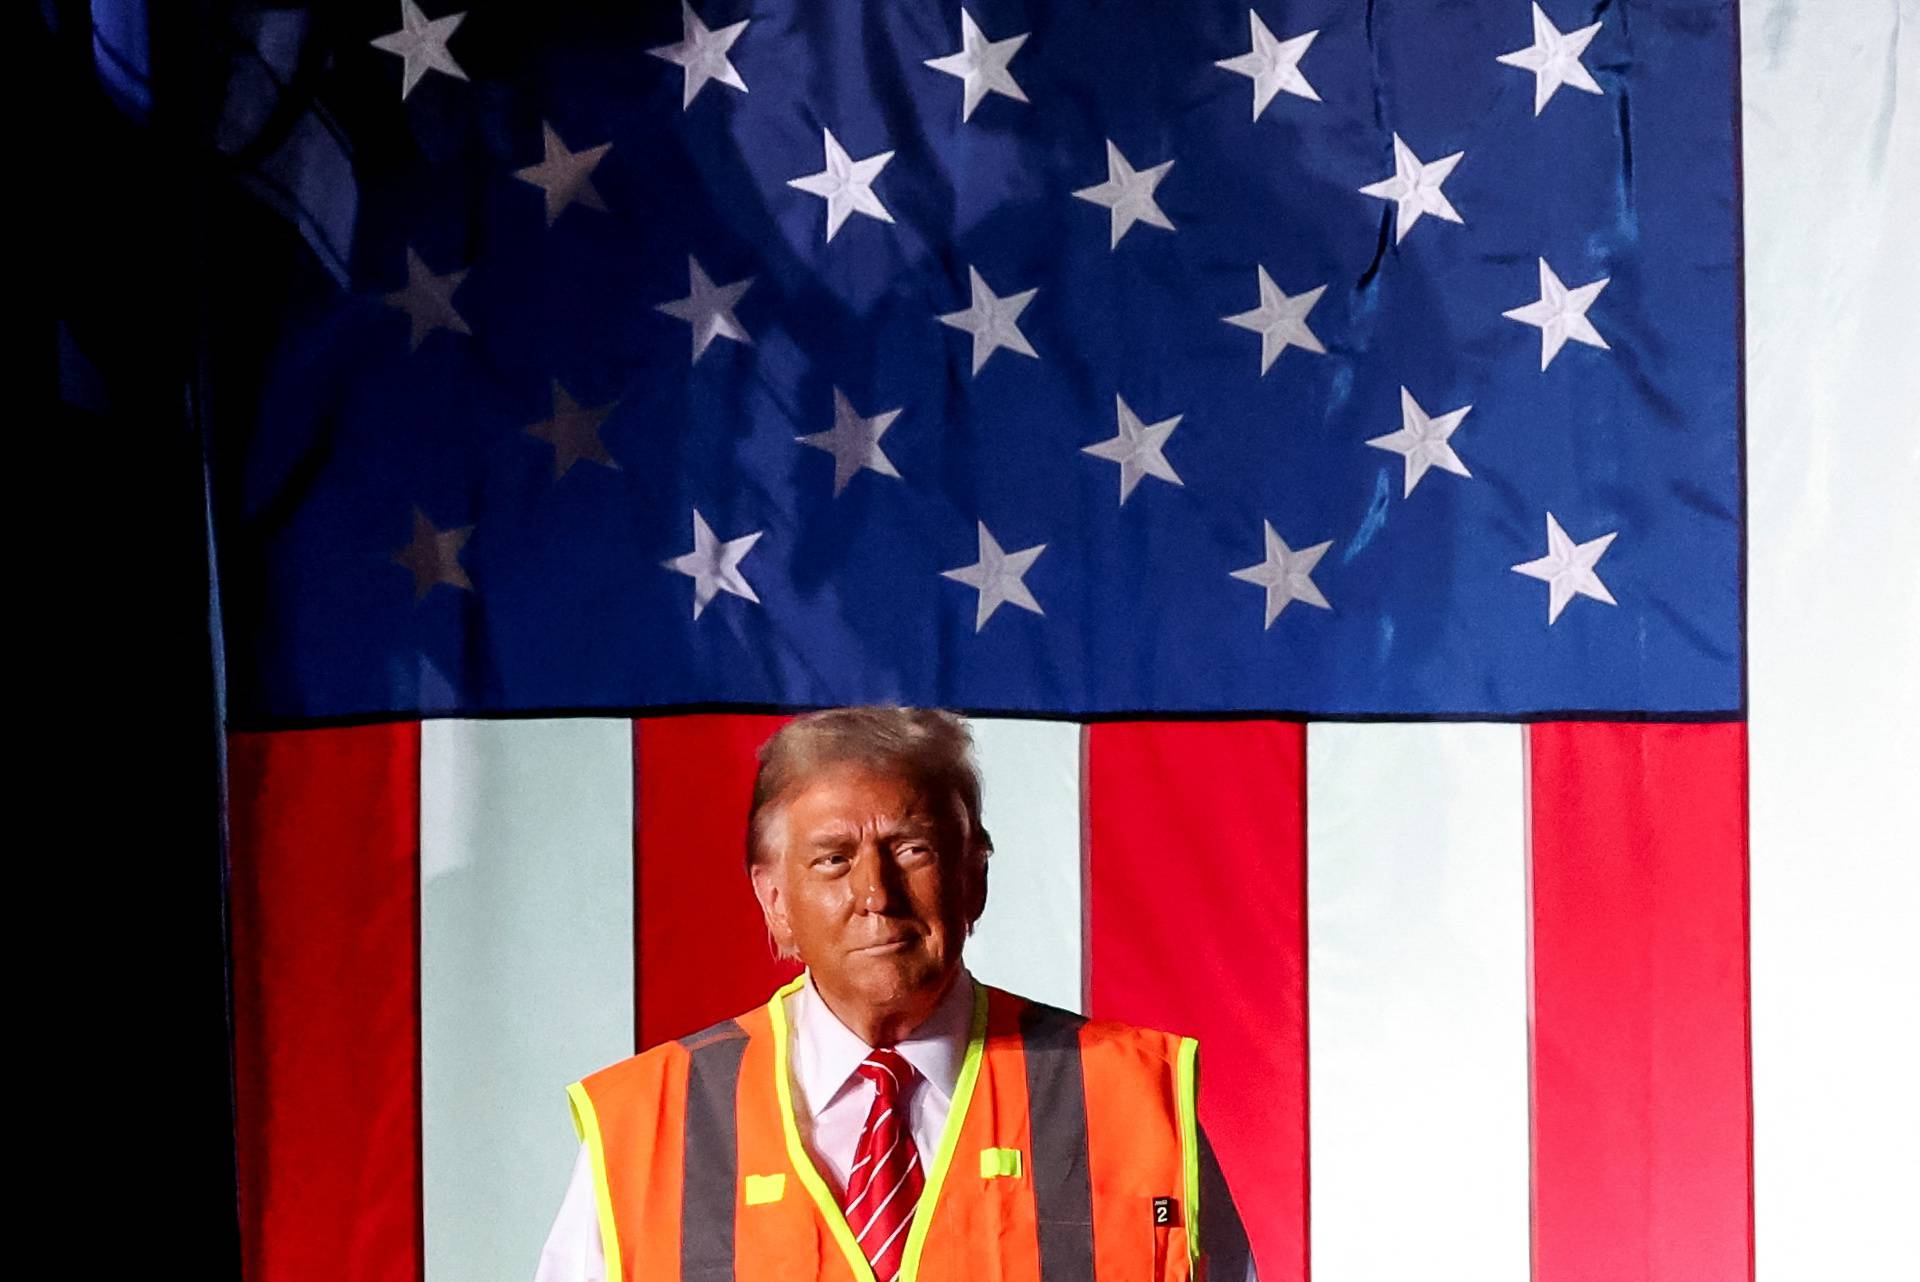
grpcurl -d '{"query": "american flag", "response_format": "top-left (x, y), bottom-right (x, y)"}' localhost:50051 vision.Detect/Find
top-left (213, 1), bottom-right (1825, 1280)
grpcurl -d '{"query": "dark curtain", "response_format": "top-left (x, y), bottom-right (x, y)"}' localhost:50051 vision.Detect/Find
top-left (40, 2), bottom-right (239, 1273)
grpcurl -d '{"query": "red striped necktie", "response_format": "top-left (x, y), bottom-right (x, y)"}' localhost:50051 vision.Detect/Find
top-left (841, 1048), bottom-right (924, 1282)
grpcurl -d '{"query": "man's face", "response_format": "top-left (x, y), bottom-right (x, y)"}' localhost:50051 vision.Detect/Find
top-left (751, 762), bottom-right (982, 1034)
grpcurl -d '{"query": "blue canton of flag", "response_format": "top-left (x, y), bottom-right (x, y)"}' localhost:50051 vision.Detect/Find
top-left (210, 0), bottom-right (1741, 723)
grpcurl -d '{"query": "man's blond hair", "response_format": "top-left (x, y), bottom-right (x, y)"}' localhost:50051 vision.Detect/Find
top-left (745, 706), bottom-right (993, 872)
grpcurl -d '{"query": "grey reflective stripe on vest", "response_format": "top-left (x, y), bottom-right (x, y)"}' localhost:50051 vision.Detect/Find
top-left (680, 1020), bottom-right (750, 1282)
top-left (1019, 1003), bottom-right (1095, 1282)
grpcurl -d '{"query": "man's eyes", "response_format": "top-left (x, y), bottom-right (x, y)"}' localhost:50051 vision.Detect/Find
top-left (808, 842), bottom-right (934, 868)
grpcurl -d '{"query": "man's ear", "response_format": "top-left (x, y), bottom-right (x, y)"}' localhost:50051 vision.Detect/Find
top-left (750, 859), bottom-right (795, 959)
top-left (964, 847), bottom-right (990, 932)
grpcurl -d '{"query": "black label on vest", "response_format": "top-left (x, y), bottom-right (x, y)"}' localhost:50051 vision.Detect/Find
top-left (1152, 1197), bottom-right (1179, 1227)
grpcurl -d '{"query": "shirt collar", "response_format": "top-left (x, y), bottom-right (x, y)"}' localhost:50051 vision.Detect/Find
top-left (789, 966), bottom-right (974, 1119)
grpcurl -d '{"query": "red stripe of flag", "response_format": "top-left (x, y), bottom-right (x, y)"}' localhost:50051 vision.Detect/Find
top-left (1528, 721), bottom-right (1752, 1282)
top-left (229, 724), bottom-right (423, 1282)
top-left (1085, 720), bottom-right (1310, 1282)
top-left (634, 714), bottom-right (800, 1049)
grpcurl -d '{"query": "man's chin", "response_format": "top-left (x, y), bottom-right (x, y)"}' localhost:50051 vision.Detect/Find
top-left (845, 951), bottom-right (944, 1002)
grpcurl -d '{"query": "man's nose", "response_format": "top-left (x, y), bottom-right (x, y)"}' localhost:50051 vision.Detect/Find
top-left (850, 845), bottom-right (901, 914)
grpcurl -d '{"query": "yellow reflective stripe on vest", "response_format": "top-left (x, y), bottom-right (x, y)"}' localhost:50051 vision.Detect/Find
top-left (566, 1079), bottom-right (625, 1282)
top-left (896, 980), bottom-right (989, 1282)
top-left (767, 976), bottom-right (872, 1282)
top-left (1175, 1037), bottom-right (1200, 1267)
top-left (766, 975), bottom-right (991, 1282)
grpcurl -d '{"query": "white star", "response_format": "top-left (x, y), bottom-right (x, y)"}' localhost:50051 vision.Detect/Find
top-left (661, 509), bottom-right (763, 619)
top-left (787, 129), bottom-right (895, 242)
top-left (1502, 258), bottom-right (1610, 369)
top-left (1215, 13), bottom-right (1320, 118)
top-left (384, 247), bottom-right (470, 351)
top-left (924, 8), bottom-right (1030, 122)
top-left (512, 123), bottom-right (611, 227)
top-left (1358, 133), bottom-right (1465, 242)
top-left (797, 389), bottom-right (904, 496)
top-left (655, 256), bottom-right (754, 363)
top-left (1223, 266), bottom-right (1327, 374)
top-left (648, 2), bottom-right (750, 108)
top-left (390, 505), bottom-right (473, 600)
top-left (1511, 512), bottom-right (1617, 624)
top-left (1496, 3), bottom-right (1604, 115)
top-left (524, 381), bottom-right (618, 480)
top-left (1073, 140), bottom-right (1175, 249)
top-left (942, 522), bottom-right (1046, 631)
top-left (1082, 395), bottom-right (1184, 505)
top-left (1367, 387), bottom-right (1473, 497)
top-left (937, 267), bottom-right (1038, 375)
top-left (1230, 521), bottom-right (1332, 627)
top-left (370, 1), bottom-right (467, 100)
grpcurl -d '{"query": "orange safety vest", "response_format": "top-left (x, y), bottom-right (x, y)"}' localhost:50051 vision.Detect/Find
top-left (566, 976), bottom-right (1205, 1282)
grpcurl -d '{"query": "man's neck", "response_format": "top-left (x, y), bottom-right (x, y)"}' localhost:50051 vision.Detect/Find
top-left (812, 966), bottom-right (965, 1047)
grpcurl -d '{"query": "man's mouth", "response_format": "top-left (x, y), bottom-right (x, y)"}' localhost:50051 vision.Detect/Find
top-left (854, 938), bottom-right (914, 954)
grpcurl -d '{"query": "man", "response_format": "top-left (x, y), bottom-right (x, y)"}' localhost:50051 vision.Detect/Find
top-left (536, 706), bottom-right (1255, 1282)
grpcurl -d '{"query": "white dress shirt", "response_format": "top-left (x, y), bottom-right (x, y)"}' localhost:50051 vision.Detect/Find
top-left (533, 968), bottom-right (976, 1282)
